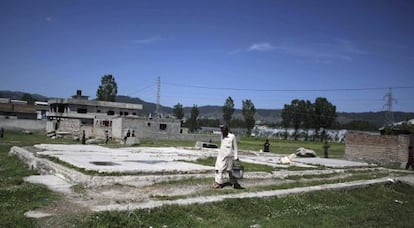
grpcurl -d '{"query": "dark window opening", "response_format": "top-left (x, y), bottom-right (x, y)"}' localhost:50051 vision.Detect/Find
top-left (124, 112), bottom-right (129, 116)
top-left (147, 122), bottom-right (151, 127)
top-left (107, 110), bottom-right (114, 115)
top-left (77, 108), bottom-right (87, 114)
top-left (160, 124), bottom-right (167, 130)
top-left (58, 105), bottom-right (65, 113)
top-left (132, 112), bottom-right (136, 115)
top-left (97, 109), bottom-right (101, 113)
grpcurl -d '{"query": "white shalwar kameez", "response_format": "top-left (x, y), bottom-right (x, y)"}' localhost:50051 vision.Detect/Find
top-left (214, 133), bottom-right (238, 184)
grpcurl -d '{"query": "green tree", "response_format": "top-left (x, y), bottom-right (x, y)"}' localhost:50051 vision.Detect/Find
top-left (198, 118), bottom-right (220, 127)
top-left (96, 75), bottom-right (118, 101)
top-left (222, 96), bottom-right (234, 126)
top-left (21, 93), bottom-right (35, 104)
top-left (290, 99), bottom-right (302, 140)
top-left (173, 103), bottom-right (184, 120)
top-left (188, 105), bottom-right (199, 132)
top-left (242, 99), bottom-right (256, 136)
top-left (301, 100), bottom-right (314, 141)
top-left (313, 97), bottom-right (337, 140)
top-left (281, 104), bottom-right (292, 139)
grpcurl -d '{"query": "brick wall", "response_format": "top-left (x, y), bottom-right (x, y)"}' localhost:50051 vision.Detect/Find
top-left (345, 133), bottom-right (411, 164)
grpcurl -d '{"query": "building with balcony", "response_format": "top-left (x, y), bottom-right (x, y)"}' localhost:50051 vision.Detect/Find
top-left (46, 90), bottom-right (184, 140)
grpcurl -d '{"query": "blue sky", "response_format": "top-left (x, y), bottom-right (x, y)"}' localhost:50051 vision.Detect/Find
top-left (1, 0), bottom-right (413, 112)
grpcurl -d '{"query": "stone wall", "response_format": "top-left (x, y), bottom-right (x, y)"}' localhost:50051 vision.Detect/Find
top-left (0, 118), bottom-right (46, 131)
top-left (345, 133), bottom-right (411, 164)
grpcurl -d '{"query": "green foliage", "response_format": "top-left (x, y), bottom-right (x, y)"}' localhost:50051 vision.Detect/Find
top-left (172, 102), bottom-right (184, 119)
top-left (341, 120), bottom-right (378, 131)
top-left (314, 97), bottom-right (337, 132)
top-left (20, 93), bottom-right (35, 104)
top-left (222, 96), bottom-right (235, 125)
top-left (198, 118), bottom-right (220, 128)
top-left (187, 105), bottom-right (199, 132)
top-left (282, 97), bottom-right (337, 140)
top-left (96, 74), bottom-right (118, 101)
top-left (242, 99), bottom-right (256, 136)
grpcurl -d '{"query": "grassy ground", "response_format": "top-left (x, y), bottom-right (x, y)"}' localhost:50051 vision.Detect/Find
top-left (2, 130), bottom-right (413, 227)
top-left (0, 130), bottom-right (71, 227)
top-left (75, 182), bottom-right (414, 227)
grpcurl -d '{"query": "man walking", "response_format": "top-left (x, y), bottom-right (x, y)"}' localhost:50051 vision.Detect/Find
top-left (213, 124), bottom-right (242, 189)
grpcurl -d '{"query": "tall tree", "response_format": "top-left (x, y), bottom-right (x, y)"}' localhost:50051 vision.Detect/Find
top-left (222, 96), bottom-right (234, 125)
top-left (188, 105), bottom-right (199, 132)
top-left (173, 102), bottom-right (184, 120)
top-left (289, 99), bottom-right (304, 140)
top-left (313, 97), bottom-right (337, 140)
top-left (301, 100), bottom-right (314, 141)
top-left (96, 75), bottom-right (118, 101)
top-left (21, 93), bottom-right (35, 104)
top-left (281, 104), bottom-right (292, 139)
top-left (242, 99), bottom-right (256, 136)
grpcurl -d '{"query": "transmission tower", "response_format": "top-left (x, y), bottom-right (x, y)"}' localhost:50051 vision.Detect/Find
top-left (383, 87), bottom-right (397, 126)
top-left (155, 76), bottom-right (161, 117)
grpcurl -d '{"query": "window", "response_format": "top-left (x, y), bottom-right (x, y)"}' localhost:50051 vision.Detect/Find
top-left (147, 122), bottom-right (151, 127)
top-left (97, 109), bottom-right (101, 113)
top-left (120, 111), bottom-right (123, 115)
top-left (160, 124), bottom-right (167, 130)
top-left (132, 112), bottom-right (136, 115)
top-left (77, 108), bottom-right (87, 113)
top-left (124, 112), bottom-right (129, 116)
top-left (58, 105), bottom-right (65, 113)
top-left (107, 110), bottom-right (114, 115)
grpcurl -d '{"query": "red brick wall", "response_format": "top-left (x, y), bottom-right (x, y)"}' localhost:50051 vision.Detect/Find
top-left (345, 133), bottom-right (410, 164)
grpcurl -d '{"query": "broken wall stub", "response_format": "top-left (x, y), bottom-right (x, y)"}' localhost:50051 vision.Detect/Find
top-left (345, 133), bottom-right (409, 164)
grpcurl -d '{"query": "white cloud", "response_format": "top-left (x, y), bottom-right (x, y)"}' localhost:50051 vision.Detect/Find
top-left (247, 42), bottom-right (275, 52)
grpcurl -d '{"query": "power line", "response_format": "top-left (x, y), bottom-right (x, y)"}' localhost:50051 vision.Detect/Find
top-left (164, 82), bottom-right (414, 92)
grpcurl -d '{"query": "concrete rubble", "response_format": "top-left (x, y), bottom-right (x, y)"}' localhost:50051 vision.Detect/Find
top-left (8, 144), bottom-right (411, 214)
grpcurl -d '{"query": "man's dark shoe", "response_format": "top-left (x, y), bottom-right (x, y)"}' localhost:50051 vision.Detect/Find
top-left (212, 183), bottom-right (222, 189)
top-left (233, 183), bottom-right (243, 189)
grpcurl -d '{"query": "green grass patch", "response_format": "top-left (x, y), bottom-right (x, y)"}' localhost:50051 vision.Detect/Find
top-left (0, 130), bottom-right (68, 227)
top-left (139, 139), bottom-right (195, 148)
top-left (153, 172), bottom-right (389, 201)
top-left (78, 182), bottom-right (414, 227)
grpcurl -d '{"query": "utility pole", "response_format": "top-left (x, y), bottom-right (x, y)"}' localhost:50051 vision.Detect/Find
top-left (383, 87), bottom-right (397, 126)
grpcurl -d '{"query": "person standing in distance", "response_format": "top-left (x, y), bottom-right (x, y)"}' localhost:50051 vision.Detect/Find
top-left (213, 124), bottom-right (242, 189)
top-left (263, 139), bottom-right (270, 152)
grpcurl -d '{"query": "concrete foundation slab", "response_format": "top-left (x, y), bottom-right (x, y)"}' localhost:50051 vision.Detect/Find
top-left (24, 175), bottom-right (74, 194)
top-left (293, 157), bottom-right (372, 168)
top-left (34, 144), bottom-right (215, 174)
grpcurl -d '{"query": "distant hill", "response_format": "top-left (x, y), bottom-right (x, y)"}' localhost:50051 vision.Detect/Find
top-left (1, 90), bottom-right (413, 127)
top-left (0, 90), bottom-right (49, 102)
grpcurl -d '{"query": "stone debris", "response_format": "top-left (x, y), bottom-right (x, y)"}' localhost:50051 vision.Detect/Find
top-left (280, 153), bottom-right (297, 164)
top-left (295, 147), bottom-right (317, 157)
top-left (24, 210), bottom-right (54, 219)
